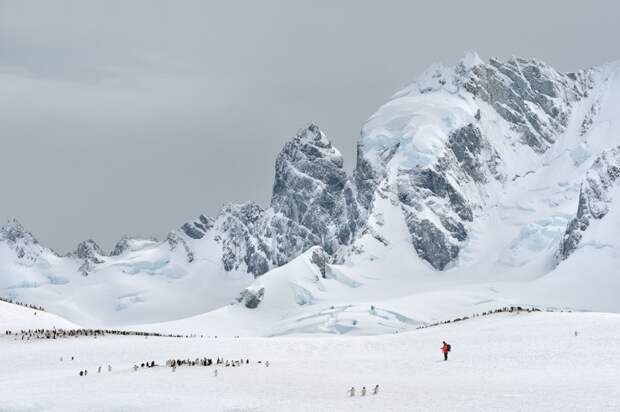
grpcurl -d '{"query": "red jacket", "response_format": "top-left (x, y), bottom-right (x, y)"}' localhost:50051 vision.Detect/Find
top-left (441, 344), bottom-right (449, 353)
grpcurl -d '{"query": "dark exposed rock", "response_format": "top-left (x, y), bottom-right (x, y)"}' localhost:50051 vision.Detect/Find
top-left (71, 239), bottom-right (106, 277)
top-left (180, 214), bottom-right (214, 239)
top-left (110, 237), bottom-right (131, 256)
top-left (352, 55), bottom-right (594, 271)
top-left (271, 124), bottom-right (359, 255)
top-left (0, 219), bottom-right (38, 245)
top-left (464, 57), bottom-right (591, 152)
top-left (354, 142), bottom-right (399, 213)
top-left (214, 202), bottom-right (269, 275)
top-left (397, 166), bottom-right (471, 270)
top-left (74, 240), bottom-right (105, 262)
top-left (406, 217), bottom-right (459, 270)
top-left (558, 147), bottom-right (620, 261)
top-left (447, 124), bottom-right (485, 182)
top-left (309, 247), bottom-right (328, 278)
top-left (0, 219), bottom-right (42, 262)
top-left (412, 167), bottom-right (473, 222)
top-left (166, 232), bottom-right (194, 263)
top-left (236, 287), bottom-right (265, 309)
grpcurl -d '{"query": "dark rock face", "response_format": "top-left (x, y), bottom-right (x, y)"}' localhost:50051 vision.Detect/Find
top-left (406, 218), bottom-right (458, 270)
top-left (109, 236), bottom-right (159, 257)
top-left (166, 232), bottom-right (195, 263)
top-left (213, 201), bottom-right (320, 276)
top-left (195, 124), bottom-right (361, 277)
top-left (110, 237), bottom-right (131, 256)
top-left (74, 240), bottom-right (105, 263)
top-left (71, 239), bottom-right (105, 276)
top-left (207, 56), bottom-right (592, 273)
top-left (271, 124), bottom-right (359, 255)
top-left (0, 219), bottom-right (36, 244)
top-left (392, 124), bottom-right (493, 270)
top-left (354, 142), bottom-right (400, 213)
top-left (0, 219), bottom-right (42, 262)
top-left (259, 212), bottom-right (318, 268)
top-left (464, 57), bottom-right (591, 152)
top-left (214, 202), bottom-right (270, 275)
top-left (559, 147), bottom-right (620, 261)
top-left (447, 124), bottom-right (485, 182)
top-left (236, 286), bottom-right (265, 309)
top-left (72, 239), bottom-right (105, 276)
top-left (353, 56), bottom-right (594, 270)
top-left (181, 214), bottom-right (213, 239)
top-left (397, 164), bottom-right (472, 270)
top-left (309, 247), bottom-right (328, 278)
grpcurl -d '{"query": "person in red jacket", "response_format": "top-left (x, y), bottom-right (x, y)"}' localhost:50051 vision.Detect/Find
top-left (441, 341), bottom-right (450, 361)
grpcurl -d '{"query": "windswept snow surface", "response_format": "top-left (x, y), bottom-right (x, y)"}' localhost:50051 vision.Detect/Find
top-left (2, 312), bottom-right (619, 411)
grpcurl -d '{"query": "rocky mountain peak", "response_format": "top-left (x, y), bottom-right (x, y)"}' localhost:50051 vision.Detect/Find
top-left (356, 54), bottom-right (596, 270)
top-left (296, 123), bottom-right (330, 146)
top-left (109, 235), bottom-right (159, 256)
top-left (0, 219), bottom-right (44, 262)
top-left (290, 123), bottom-right (343, 168)
top-left (74, 239), bottom-right (105, 259)
top-left (0, 219), bottom-right (38, 245)
top-left (272, 124), bottom-right (358, 255)
top-left (465, 55), bottom-right (592, 152)
top-left (72, 239), bottom-right (106, 276)
top-left (458, 51), bottom-right (484, 70)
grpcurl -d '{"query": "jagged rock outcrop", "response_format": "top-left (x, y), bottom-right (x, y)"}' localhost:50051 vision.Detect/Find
top-left (166, 232), bottom-right (195, 263)
top-left (74, 239), bottom-right (105, 262)
top-left (110, 235), bottom-right (158, 256)
top-left (309, 247), bottom-right (328, 278)
top-left (72, 239), bottom-right (105, 276)
top-left (558, 147), bottom-right (620, 260)
top-left (271, 124), bottom-right (359, 255)
top-left (181, 214), bottom-right (213, 239)
top-left (214, 202), bottom-right (271, 274)
top-left (0, 219), bottom-right (43, 264)
top-left (180, 124), bottom-right (360, 277)
top-left (211, 202), bottom-right (317, 276)
top-left (463, 56), bottom-right (592, 152)
top-left (110, 236), bottom-right (132, 256)
top-left (357, 53), bottom-right (593, 270)
top-left (159, 56), bottom-right (597, 273)
top-left (236, 286), bottom-right (265, 309)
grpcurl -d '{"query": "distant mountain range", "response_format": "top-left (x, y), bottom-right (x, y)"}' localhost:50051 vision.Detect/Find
top-left (3, 53), bottom-right (620, 334)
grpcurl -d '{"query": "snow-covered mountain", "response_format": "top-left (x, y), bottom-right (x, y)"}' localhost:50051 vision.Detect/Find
top-left (2, 52), bottom-right (620, 332)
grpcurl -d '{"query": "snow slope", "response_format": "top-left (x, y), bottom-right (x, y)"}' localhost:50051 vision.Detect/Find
top-left (0, 223), bottom-right (252, 326)
top-left (0, 300), bottom-right (78, 331)
top-left (2, 312), bottom-right (619, 411)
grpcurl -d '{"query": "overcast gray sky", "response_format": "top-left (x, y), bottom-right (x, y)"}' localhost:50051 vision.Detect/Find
top-left (1, 0), bottom-right (618, 253)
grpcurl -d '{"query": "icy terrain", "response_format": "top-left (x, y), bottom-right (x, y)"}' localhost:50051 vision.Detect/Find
top-left (1, 311), bottom-right (619, 411)
top-left (2, 53), bottom-right (620, 333)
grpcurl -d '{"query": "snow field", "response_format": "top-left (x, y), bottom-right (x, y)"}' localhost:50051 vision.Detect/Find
top-left (1, 311), bottom-right (619, 412)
